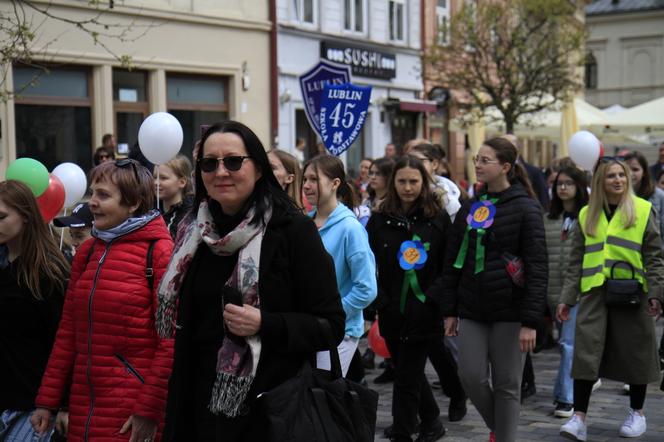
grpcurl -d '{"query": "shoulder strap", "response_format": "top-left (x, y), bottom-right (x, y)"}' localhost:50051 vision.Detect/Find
top-left (84, 240), bottom-right (97, 265)
top-left (146, 240), bottom-right (157, 292)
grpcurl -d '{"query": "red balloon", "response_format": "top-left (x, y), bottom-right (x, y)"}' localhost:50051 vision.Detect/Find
top-left (368, 320), bottom-right (391, 359)
top-left (36, 174), bottom-right (65, 223)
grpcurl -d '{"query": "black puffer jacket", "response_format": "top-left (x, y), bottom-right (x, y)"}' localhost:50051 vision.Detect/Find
top-left (440, 183), bottom-right (547, 329)
top-left (366, 209), bottom-right (451, 341)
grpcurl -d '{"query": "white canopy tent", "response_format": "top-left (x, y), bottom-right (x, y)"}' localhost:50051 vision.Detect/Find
top-left (602, 96), bottom-right (664, 137)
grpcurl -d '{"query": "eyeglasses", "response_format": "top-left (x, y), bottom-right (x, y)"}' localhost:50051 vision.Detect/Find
top-left (556, 180), bottom-right (576, 188)
top-left (199, 156), bottom-right (251, 173)
top-left (472, 156), bottom-right (499, 165)
top-left (115, 159), bottom-right (141, 182)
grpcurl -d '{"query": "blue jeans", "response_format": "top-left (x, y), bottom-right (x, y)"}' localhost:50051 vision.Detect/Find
top-left (553, 304), bottom-right (579, 404)
top-left (0, 410), bottom-right (53, 441)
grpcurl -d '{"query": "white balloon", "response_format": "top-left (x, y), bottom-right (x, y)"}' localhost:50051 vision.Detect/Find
top-left (568, 130), bottom-right (601, 171)
top-left (138, 112), bottom-right (183, 164)
top-left (52, 162), bottom-right (87, 208)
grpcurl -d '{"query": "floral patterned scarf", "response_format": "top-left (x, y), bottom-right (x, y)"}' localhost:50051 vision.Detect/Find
top-left (156, 199), bottom-right (271, 417)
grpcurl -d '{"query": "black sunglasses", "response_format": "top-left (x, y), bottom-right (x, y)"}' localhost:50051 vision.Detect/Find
top-left (598, 156), bottom-right (625, 163)
top-left (199, 156), bottom-right (251, 173)
top-left (115, 159), bottom-right (141, 182)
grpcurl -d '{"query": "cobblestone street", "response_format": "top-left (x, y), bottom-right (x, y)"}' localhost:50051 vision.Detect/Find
top-left (365, 325), bottom-right (664, 442)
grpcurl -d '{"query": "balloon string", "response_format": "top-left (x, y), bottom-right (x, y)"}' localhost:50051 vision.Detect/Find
top-left (156, 175), bottom-right (160, 211)
top-left (59, 207), bottom-right (67, 250)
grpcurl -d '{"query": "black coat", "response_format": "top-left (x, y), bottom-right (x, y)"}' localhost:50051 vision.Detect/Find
top-left (521, 158), bottom-right (550, 211)
top-left (161, 195), bottom-right (194, 239)
top-left (366, 209), bottom-right (451, 341)
top-left (163, 204), bottom-right (345, 442)
top-left (440, 183), bottom-right (547, 329)
top-left (0, 257), bottom-right (64, 411)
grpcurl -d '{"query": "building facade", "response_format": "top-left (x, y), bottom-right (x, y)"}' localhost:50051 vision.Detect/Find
top-left (0, 0), bottom-right (271, 176)
top-left (276, 0), bottom-right (430, 176)
top-left (585, 0), bottom-right (664, 108)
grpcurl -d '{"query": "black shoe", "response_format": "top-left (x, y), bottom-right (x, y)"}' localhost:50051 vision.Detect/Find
top-left (374, 366), bottom-right (395, 384)
top-left (383, 423), bottom-right (420, 439)
top-left (448, 397), bottom-right (467, 422)
top-left (520, 383), bottom-right (536, 403)
top-left (362, 348), bottom-right (375, 370)
top-left (415, 418), bottom-right (446, 442)
top-left (554, 402), bottom-right (574, 418)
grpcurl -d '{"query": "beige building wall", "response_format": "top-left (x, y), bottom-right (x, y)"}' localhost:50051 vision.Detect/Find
top-left (586, 9), bottom-right (664, 108)
top-left (0, 0), bottom-right (271, 176)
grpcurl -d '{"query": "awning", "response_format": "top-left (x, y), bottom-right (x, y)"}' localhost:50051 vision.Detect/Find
top-left (397, 98), bottom-right (438, 113)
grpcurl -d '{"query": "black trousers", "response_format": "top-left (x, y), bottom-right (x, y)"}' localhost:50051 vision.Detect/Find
top-left (428, 338), bottom-right (465, 400)
top-left (386, 337), bottom-right (440, 441)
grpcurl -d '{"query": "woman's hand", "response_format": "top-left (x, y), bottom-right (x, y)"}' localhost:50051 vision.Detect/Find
top-left (519, 327), bottom-right (536, 353)
top-left (444, 317), bottom-right (458, 337)
top-left (55, 410), bottom-right (69, 437)
top-left (556, 303), bottom-right (570, 323)
top-left (119, 414), bottom-right (158, 442)
top-left (223, 303), bottom-right (262, 337)
top-left (647, 299), bottom-right (662, 319)
top-left (30, 408), bottom-right (52, 434)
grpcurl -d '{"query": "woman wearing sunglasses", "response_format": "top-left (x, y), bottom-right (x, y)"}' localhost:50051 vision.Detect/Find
top-left (557, 157), bottom-right (664, 441)
top-left (441, 137), bottom-right (547, 442)
top-left (31, 159), bottom-right (175, 442)
top-left (159, 121), bottom-right (344, 441)
top-left (544, 166), bottom-right (589, 419)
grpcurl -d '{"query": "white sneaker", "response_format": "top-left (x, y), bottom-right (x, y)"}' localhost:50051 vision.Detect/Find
top-left (560, 414), bottom-right (587, 441)
top-left (622, 383), bottom-right (630, 393)
top-left (592, 379), bottom-right (602, 392)
top-left (619, 409), bottom-right (646, 438)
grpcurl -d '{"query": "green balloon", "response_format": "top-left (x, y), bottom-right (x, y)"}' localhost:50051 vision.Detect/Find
top-left (6, 157), bottom-right (50, 196)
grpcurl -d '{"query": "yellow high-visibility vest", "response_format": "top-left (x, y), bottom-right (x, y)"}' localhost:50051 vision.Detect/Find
top-left (578, 196), bottom-right (651, 293)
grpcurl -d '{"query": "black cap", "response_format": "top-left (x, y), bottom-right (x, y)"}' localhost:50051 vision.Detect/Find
top-left (53, 203), bottom-right (93, 228)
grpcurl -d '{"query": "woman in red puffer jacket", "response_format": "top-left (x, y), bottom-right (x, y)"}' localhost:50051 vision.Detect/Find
top-left (32, 159), bottom-right (174, 442)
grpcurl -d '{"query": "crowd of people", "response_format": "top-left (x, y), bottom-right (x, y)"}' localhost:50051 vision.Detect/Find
top-left (1, 121), bottom-right (664, 442)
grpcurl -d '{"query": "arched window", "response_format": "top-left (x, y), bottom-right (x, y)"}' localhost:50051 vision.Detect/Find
top-left (585, 51), bottom-right (597, 89)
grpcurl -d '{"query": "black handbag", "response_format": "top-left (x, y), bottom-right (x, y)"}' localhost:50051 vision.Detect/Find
top-left (260, 319), bottom-right (378, 442)
top-left (605, 261), bottom-right (642, 307)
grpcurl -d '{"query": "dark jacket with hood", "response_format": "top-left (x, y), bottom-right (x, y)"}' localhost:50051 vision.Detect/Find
top-left (366, 208), bottom-right (451, 341)
top-left (440, 183), bottom-right (547, 329)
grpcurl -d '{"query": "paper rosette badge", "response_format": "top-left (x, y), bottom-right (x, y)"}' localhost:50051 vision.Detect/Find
top-left (398, 239), bottom-right (428, 271)
top-left (467, 200), bottom-right (496, 229)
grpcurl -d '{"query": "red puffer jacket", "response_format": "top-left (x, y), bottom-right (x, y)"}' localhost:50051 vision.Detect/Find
top-left (36, 216), bottom-right (174, 441)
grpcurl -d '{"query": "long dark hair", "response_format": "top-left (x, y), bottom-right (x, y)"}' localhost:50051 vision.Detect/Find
top-left (480, 137), bottom-right (536, 199)
top-left (303, 155), bottom-right (356, 209)
top-left (379, 155), bottom-right (441, 218)
top-left (367, 157), bottom-right (395, 201)
top-left (194, 120), bottom-right (298, 225)
top-left (548, 166), bottom-right (589, 220)
top-left (0, 180), bottom-right (70, 299)
top-left (624, 150), bottom-right (655, 199)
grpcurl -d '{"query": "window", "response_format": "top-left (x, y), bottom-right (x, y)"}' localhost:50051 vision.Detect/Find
top-left (113, 69), bottom-right (149, 155)
top-left (13, 65), bottom-right (93, 171)
top-left (344, 0), bottom-right (366, 33)
top-left (585, 52), bottom-right (597, 90)
top-left (388, 0), bottom-right (405, 42)
top-left (436, 0), bottom-right (450, 45)
top-left (291, 0), bottom-right (316, 26)
top-left (167, 74), bottom-right (229, 159)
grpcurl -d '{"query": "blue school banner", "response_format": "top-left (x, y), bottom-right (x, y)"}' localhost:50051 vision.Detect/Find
top-left (298, 60), bottom-right (351, 138)
top-left (319, 83), bottom-right (372, 156)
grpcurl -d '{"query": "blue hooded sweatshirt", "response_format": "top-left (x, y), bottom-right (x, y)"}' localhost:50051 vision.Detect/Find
top-left (311, 204), bottom-right (377, 338)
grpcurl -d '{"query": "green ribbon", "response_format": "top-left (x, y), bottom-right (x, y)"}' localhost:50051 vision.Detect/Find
top-left (453, 196), bottom-right (498, 274)
top-left (399, 234), bottom-right (429, 314)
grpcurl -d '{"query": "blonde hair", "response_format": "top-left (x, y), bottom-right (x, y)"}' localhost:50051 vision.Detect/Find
top-left (162, 154), bottom-right (194, 196)
top-left (269, 149), bottom-right (303, 208)
top-left (585, 160), bottom-right (635, 237)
